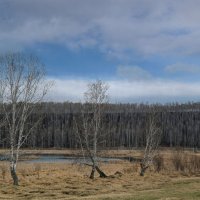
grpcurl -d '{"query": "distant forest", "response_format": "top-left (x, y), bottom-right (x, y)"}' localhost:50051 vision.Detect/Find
top-left (0, 102), bottom-right (200, 148)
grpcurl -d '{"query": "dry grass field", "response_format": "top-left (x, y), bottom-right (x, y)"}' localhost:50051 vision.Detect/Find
top-left (0, 149), bottom-right (200, 200)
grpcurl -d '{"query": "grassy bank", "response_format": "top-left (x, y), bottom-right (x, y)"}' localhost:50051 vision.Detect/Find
top-left (0, 148), bottom-right (200, 199)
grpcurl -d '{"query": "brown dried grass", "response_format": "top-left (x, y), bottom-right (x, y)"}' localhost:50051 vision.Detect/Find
top-left (0, 148), bottom-right (199, 199)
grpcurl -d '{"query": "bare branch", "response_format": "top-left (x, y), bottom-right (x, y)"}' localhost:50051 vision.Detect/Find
top-left (74, 80), bottom-right (109, 179)
top-left (0, 52), bottom-right (52, 185)
top-left (140, 110), bottom-right (161, 176)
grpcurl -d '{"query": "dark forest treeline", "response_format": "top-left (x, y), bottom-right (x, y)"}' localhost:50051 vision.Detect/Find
top-left (0, 102), bottom-right (200, 148)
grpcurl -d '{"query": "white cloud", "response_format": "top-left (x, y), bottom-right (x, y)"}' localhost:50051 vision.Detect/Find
top-left (1, 0), bottom-right (200, 57)
top-left (117, 65), bottom-right (152, 81)
top-left (165, 63), bottom-right (200, 74)
top-left (46, 78), bottom-right (88, 102)
top-left (46, 77), bottom-right (200, 103)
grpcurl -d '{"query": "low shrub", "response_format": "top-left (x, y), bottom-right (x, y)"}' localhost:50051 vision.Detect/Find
top-left (0, 165), bottom-right (7, 180)
top-left (186, 154), bottom-right (200, 173)
top-left (34, 163), bottom-right (42, 179)
top-left (171, 149), bottom-right (186, 171)
top-left (153, 154), bottom-right (164, 172)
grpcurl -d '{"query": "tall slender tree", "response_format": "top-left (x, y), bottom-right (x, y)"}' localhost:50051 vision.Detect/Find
top-left (140, 111), bottom-right (161, 176)
top-left (75, 80), bottom-right (109, 179)
top-left (0, 52), bottom-right (51, 185)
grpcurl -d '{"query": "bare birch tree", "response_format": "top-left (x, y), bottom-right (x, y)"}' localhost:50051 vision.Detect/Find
top-left (0, 52), bottom-right (51, 185)
top-left (75, 80), bottom-right (109, 179)
top-left (140, 111), bottom-right (161, 176)
top-left (0, 65), bottom-right (6, 148)
top-left (0, 72), bottom-right (3, 144)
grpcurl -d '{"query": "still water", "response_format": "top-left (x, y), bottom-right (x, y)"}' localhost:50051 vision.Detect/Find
top-left (0, 154), bottom-right (122, 164)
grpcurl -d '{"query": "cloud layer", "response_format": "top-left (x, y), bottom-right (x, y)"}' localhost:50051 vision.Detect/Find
top-left (165, 63), bottom-right (200, 74)
top-left (2, 1), bottom-right (200, 103)
top-left (46, 78), bottom-right (200, 103)
top-left (1, 0), bottom-right (200, 58)
top-left (117, 66), bottom-right (152, 81)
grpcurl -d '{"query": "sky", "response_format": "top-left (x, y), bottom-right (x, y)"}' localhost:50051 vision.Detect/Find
top-left (1, 0), bottom-right (200, 103)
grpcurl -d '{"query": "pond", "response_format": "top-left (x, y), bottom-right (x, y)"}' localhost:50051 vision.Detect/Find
top-left (0, 154), bottom-right (123, 164)
top-left (24, 155), bottom-right (122, 164)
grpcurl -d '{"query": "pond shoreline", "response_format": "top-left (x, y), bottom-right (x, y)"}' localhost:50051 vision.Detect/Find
top-left (0, 148), bottom-right (144, 163)
top-left (0, 152), bottom-right (142, 163)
